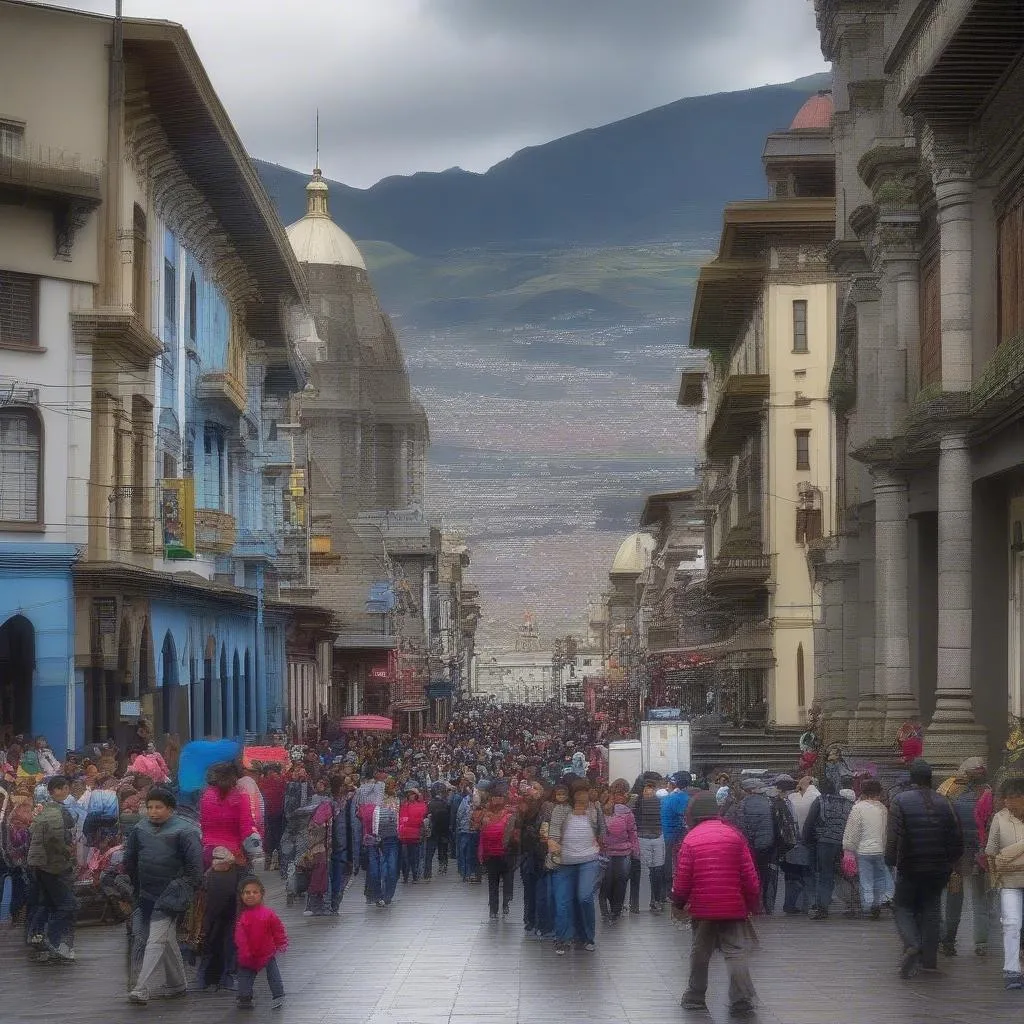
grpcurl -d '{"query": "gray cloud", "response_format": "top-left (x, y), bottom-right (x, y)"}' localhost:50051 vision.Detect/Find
top-left (42, 0), bottom-right (826, 186)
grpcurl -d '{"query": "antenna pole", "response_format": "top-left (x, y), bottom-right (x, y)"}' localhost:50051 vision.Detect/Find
top-left (315, 108), bottom-right (320, 172)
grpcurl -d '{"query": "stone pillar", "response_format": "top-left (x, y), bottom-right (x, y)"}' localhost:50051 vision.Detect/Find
top-left (851, 524), bottom-right (884, 744)
top-left (926, 432), bottom-right (986, 761)
top-left (821, 567), bottom-right (854, 743)
top-left (874, 469), bottom-right (916, 732)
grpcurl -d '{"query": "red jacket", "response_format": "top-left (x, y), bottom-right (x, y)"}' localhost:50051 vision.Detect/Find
top-left (234, 904), bottom-right (287, 971)
top-left (398, 800), bottom-right (428, 844)
top-left (671, 818), bottom-right (760, 920)
top-left (258, 774), bottom-right (286, 817)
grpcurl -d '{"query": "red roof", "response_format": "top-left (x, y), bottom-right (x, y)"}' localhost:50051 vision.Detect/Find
top-left (789, 91), bottom-right (833, 130)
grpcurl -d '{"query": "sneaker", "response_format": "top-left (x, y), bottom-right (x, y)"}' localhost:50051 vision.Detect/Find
top-left (53, 943), bottom-right (76, 963)
top-left (681, 995), bottom-right (708, 1011)
top-left (899, 947), bottom-right (921, 980)
top-left (1005, 971), bottom-right (1024, 990)
top-left (976, 943), bottom-right (988, 957)
top-left (554, 941), bottom-right (567, 956)
top-left (583, 942), bottom-right (596, 952)
top-left (128, 991), bottom-right (149, 1006)
top-left (237, 996), bottom-right (254, 1010)
top-left (162, 987), bottom-right (187, 1000)
top-left (271, 996), bottom-right (285, 1010)
top-left (376, 899), bottom-right (386, 908)
top-left (28, 932), bottom-right (46, 951)
top-left (940, 941), bottom-right (956, 957)
top-left (868, 907), bottom-right (881, 921)
top-left (729, 1001), bottom-right (756, 1019)
top-left (808, 907), bottom-right (828, 920)
top-left (502, 902), bottom-right (511, 916)
top-left (489, 912), bottom-right (499, 921)
top-left (302, 910), bottom-right (314, 917)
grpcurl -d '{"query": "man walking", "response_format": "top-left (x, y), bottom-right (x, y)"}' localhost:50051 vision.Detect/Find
top-left (125, 786), bottom-right (204, 1004)
top-left (885, 758), bottom-right (963, 979)
top-left (671, 793), bottom-right (761, 1018)
top-left (26, 775), bottom-right (77, 962)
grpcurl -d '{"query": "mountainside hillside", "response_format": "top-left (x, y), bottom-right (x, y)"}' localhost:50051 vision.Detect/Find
top-left (255, 73), bottom-right (829, 254)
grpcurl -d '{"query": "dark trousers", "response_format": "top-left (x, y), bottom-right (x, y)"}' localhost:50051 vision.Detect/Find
top-left (264, 813), bottom-right (284, 860)
top-left (32, 869), bottom-right (76, 950)
top-left (400, 841), bottom-right (422, 882)
top-left (237, 956), bottom-right (284, 1001)
top-left (601, 854), bottom-right (631, 918)
top-left (329, 852), bottom-right (350, 912)
top-left (628, 855), bottom-right (641, 912)
top-left (484, 855), bottom-right (514, 915)
top-left (815, 841), bottom-right (842, 912)
top-left (753, 848), bottom-right (777, 915)
top-left (781, 863), bottom-right (808, 913)
top-left (683, 919), bottom-right (757, 1011)
top-left (894, 871), bottom-right (948, 970)
top-left (535, 869), bottom-right (554, 935)
top-left (520, 853), bottom-right (540, 930)
top-left (423, 835), bottom-right (449, 878)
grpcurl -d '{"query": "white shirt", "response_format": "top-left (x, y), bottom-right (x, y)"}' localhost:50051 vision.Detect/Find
top-left (788, 786), bottom-right (821, 832)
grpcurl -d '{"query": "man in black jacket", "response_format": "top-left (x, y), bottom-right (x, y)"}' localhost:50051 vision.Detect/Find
top-left (885, 759), bottom-right (964, 979)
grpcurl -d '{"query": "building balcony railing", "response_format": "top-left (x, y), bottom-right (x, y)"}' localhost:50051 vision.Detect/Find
top-left (197, 371), bottom-right (247, 415)
top-left (705, 373), bottom-right (769, 458)
top-left (257, 436), bottom-right (295, 471)
top-left (70, 307), bottom-right (164, 367)
top-left (705, 554), bottom-right (773, 595)
top-left (194, 508), bottom-right (237, 554)
top-left (233, 529), bottom-right (280, 561)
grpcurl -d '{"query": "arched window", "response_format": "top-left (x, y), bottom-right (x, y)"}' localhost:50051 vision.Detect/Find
top-left (797, 642), bottom-right (806, 709)
top-left (219, 646), bottom-right (229, 738)
top-left (160, 631), bottom-right (177, 736)
top-left (0, 407), bottom-right (42, 524)
top-left (133, 204), bottom-right (148, 319)
top-left (188, 273), bottom-right (197, 344)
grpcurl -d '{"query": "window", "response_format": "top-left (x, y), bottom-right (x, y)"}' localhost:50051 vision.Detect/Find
top-left (0, 408), bottom-right (41, 523)
top-left (999, 194), bottom-right (1024, 345)
top-left (0, 120), bottom-right (24, 160)
top-left (792, 299), bottom-right (808, 353)
top-left (132, 205), bottom-right (148, 320)
top-left (188, 274), bottom-right (197, 344)
top-left (795, 429), bottom-right (810, 471)
top-left (203, 423), bottom-right (226, 510)
top-left (0, 270), bottom-right (39, 347)
top-left (163, 259), bottom-right (176, 327)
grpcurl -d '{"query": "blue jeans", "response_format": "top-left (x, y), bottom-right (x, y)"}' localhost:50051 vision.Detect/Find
top-left (370, 838), bottom-right (400, 904)
top-left (856, 853), bottom-right (892, 912)
top-left (815, 841), bottom-right (842, 912)
top-left (553, 860), bottom-right (600, 944)
top-left (457, 832), bottom-right (479, 880)
top-left (400, 842), bottom-right (422, 882)
top-left (329, 852), bottom-right (350, 912)
top-left (520, 854), bottom-right (540, 929)
top-left (237, 956), bottom-right (284, 1000)
top-left (535, 869), bottom-right (554, 935)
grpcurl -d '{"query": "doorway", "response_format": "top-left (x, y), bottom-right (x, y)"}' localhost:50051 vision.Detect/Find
top-left (0, 615), bottom-right (35, 737)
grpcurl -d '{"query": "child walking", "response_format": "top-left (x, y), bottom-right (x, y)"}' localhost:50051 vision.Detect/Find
top-left (234, 877), bottom-right (288, 1010)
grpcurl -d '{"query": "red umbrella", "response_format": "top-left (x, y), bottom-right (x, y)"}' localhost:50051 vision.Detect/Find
top-left (339, 714), bottom-right (394, 732)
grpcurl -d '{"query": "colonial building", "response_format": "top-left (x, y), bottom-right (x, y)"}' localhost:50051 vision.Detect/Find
top-left (811, 0), bottom-right (1024, 766)
top-left (284, 168), bottom-right (442, 732)
top-left (0, 1), bottom-right (329, 751)
top-left (681, 92), bottom-right (837, 729)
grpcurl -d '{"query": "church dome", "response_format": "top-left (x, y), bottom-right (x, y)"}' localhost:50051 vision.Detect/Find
top-left (286, 168), bottom-right (366, 270)
top-left (610, 532), bottom-right (656, 576)
top-left (789, 90), bottom-right (833, 130)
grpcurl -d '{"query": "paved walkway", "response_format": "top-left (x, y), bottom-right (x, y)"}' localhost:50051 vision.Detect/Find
top-left (0, 870), bottom-right (1018, 1024)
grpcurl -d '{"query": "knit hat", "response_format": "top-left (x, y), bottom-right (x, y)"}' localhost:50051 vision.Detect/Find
top-left (689, 794), bottom-right (719, 823)
top-left (740, 777), bottom-right (762, 794)
top-left (956, 756), bottom-right (986, 780)
top-left (670, 771), bottom-right (692, 789)
top-left (774, 774), bottom-right (796, 792)
top-left (839, 788), bottom-right (856, 802)
top-left (211, 846), bottom-right (234, 866)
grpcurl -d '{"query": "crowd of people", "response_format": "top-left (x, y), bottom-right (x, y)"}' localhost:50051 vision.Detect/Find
top-left (2, 704), bottom-right (1024, 1016)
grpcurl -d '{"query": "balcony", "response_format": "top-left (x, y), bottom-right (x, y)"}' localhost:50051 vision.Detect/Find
top-left (194, 509), bottom-right (236, 554)
top-left (0, 150), bottom-right (102, 261)
top-left (233, 529), bottom-right (280, 562)
top-left (257, 436), bottom-right (295, 472)
top-left (354, 509), bottom-right (439, 556)
top-left (197, 371), bottom-right (247, 415)
top-left (706, 554), bottom-right (772, 596)
top-left (70, 307), bottom-right (164, 368)
top-left (705, 374), bottom-right (769, 458)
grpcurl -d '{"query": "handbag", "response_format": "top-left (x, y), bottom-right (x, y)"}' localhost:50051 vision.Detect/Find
top-left (840, 851), bottom-right (858, 879)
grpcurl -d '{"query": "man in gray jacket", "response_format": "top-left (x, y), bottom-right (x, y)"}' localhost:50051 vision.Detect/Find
top-left (124, 787), bottom-right (203, 1005)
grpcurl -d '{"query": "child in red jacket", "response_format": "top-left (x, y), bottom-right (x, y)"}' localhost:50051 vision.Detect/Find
top-left (670, 794), bottom-right (760, 1018)
top-left (234, 877), bottom-right (288, 1010)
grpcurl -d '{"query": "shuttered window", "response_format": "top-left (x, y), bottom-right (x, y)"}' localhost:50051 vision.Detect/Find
top-left (0, 409), bottom-right (41, 523)
top-left (792, 299), bottom-right (808, 353)
top-left (998, 195), bottom-right (1024, 344)
top-left (0, 271), bottom-right (39, 347)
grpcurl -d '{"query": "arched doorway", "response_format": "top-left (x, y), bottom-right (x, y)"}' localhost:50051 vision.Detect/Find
top-left (0, 615), bottom-right (35, 737)
top-left (232, 651), bottom-right (241, 738)
top-left (219, 646), bottom-right (229, 738)
top-left (160, 632), bottom-right (177, 737)
top-left (244, 650), bottom-right (253, 734)
top-left (203, 636), bottom-right (215, 738)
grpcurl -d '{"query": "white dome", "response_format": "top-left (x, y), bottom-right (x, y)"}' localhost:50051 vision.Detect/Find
top-left (611, 532), bottom-right (656, 575)
top-left (285, 170), bottom-right (366, 270)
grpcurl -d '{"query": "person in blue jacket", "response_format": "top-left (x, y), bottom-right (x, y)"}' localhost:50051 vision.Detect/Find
top-left (661, 771), bottom-right (692, 887)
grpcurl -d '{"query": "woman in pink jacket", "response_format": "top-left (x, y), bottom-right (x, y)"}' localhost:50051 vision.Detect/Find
top-left (671, 794), bottom-right (761, 1018)
top-left (199, 763), bottom-right (260, 868)
top-left (600, 780), bottom-right (638, 923)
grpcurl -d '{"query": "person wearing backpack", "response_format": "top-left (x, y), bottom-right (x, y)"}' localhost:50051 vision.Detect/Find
top-left (802, 778), bottom-right (852, 919)
top-left (478, 789), bottom-right (517, 920)
top-left (773, 775), bottom-right (808, 914)
top-left (733, 778), bottom-right (779, 915)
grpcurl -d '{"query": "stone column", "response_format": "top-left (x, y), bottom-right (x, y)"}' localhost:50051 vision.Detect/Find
top-left (851, 525), bottom-right (884, 744)
top-left (874, 468), bottom-right (916, 732)
top-left (924, 134), bottom-right (986, 763)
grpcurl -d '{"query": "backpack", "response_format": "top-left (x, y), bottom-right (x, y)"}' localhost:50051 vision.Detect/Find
top-left (479, 812), bottom-right (511, 859)
top-left (772, 797), bottom-right (798, 854)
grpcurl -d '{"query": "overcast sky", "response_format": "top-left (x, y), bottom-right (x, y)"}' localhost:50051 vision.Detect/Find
top-left (45, 0), bottom-right (827, 188)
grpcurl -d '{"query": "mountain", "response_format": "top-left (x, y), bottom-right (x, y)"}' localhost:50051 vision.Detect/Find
top-left (255, 73), bottom-right (830, 255)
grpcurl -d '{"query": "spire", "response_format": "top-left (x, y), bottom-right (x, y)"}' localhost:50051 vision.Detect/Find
top-left (305, 108), bottom-right (330, 217)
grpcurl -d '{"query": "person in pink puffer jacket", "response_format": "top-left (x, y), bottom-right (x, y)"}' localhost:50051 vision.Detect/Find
top-left (671, 793), bottom-right (761, 1018)
top-left (600, 781), bottom-right (638, 923)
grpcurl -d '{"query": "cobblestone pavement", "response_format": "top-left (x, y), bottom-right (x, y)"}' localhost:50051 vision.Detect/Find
top-left (1, 871), bottom-right (1020, 1024)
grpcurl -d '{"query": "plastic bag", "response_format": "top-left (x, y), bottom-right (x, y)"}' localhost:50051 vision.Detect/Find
top-left (840, 851), bottom-right (858, 879)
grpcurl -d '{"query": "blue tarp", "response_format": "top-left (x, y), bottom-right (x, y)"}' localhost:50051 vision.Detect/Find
top-left (178, 738), bottom-right (241, 794)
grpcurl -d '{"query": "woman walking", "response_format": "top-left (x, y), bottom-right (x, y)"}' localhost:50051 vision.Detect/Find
top-left (547, 777), bottom-right (605, 955)
top-left (199, 764), bottom-right (261, 869)
top-left (601, 780), bottom-right (638, 923)
top-left (478, 788), bottom-right (516, 920)
top-left (369, 780), bottom-right (401, 907)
